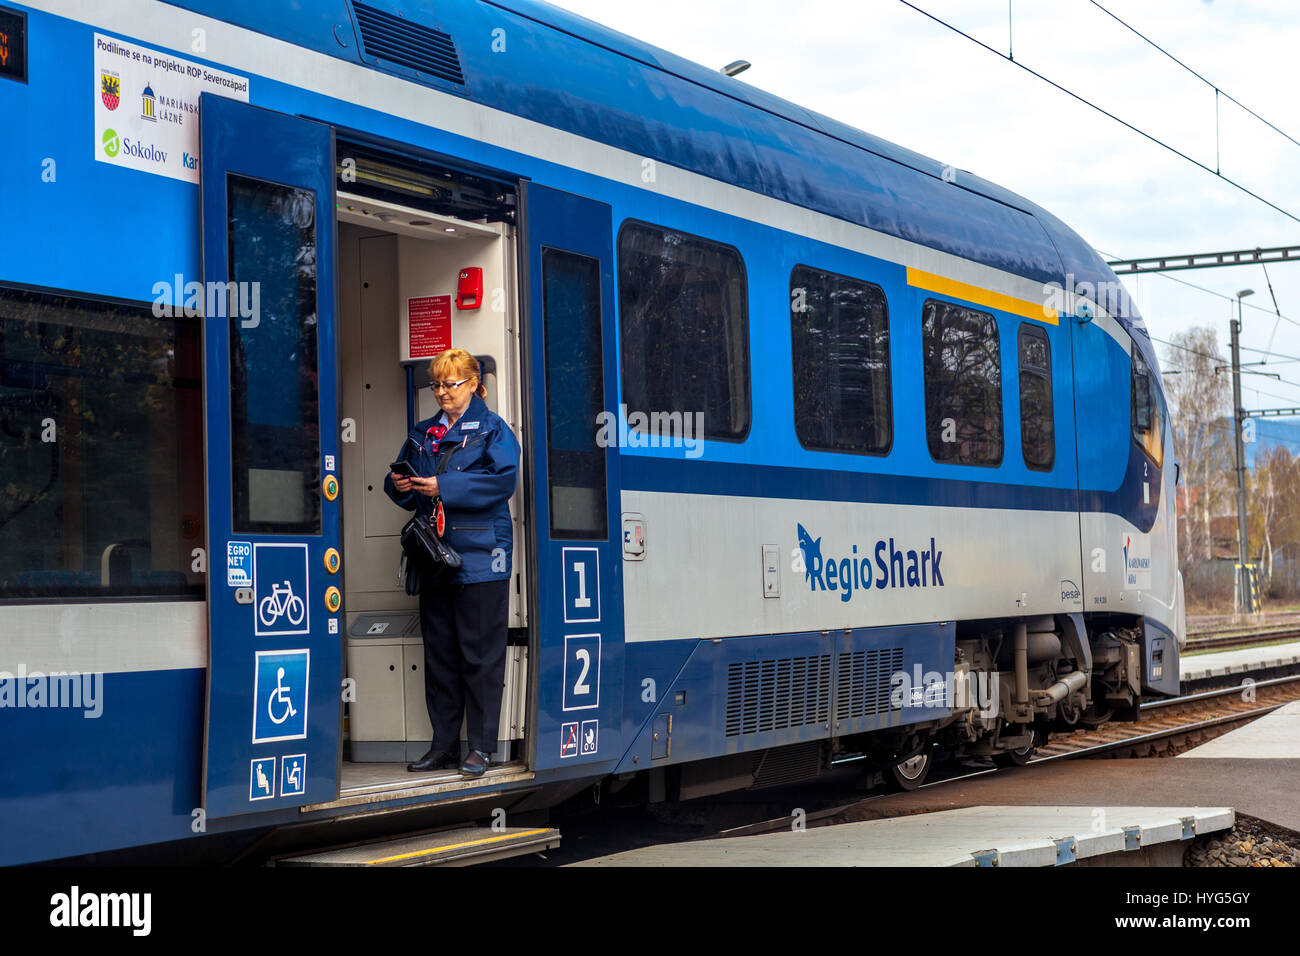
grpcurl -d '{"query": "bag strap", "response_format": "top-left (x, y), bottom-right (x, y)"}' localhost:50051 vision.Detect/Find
top-left (434, 443), bottom-right (457, 476)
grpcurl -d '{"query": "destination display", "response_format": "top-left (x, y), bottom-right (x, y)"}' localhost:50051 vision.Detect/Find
top-left (0, 6), bottom-right (26, 83)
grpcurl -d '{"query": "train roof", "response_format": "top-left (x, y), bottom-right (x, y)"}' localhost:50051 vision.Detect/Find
top-left (159, 0), bottom-right (1150, 354)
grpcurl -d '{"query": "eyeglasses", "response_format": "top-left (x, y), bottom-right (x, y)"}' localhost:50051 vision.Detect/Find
top-left (429, 377), bottom-right (471, 393)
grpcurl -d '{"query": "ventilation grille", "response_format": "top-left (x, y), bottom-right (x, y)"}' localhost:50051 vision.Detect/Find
top-left (836, 648), bottom-right (904, 719)
top-left (752, 743), bottom-right (824, 790)
top-left (725, 656), bottom-right (832, 737)
top-left (353, 2), bottom-right (465, 86)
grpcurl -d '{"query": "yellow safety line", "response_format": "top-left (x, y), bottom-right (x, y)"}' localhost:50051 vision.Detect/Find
top-left (906, 267), bottom-right (1058, 325)
top-left (366, 828), bottom-right (553, 864)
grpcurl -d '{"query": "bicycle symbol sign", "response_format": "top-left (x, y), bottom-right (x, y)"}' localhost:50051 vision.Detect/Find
top-left (253, 543), bottom-right (310, 636)
top-left (259, 581), bottom-right (305, 629)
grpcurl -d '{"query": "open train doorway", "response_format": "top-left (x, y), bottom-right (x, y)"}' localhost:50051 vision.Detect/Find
top-left (332, 154), bottom-right (531, 798)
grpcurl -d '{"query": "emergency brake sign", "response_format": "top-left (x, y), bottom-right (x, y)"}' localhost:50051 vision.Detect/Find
top-left (407, 295), bottom-right (451, 359)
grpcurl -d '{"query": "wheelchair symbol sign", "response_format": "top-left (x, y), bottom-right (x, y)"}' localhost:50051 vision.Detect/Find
top-left (252, 650), bottom-right (309, 743)
top-left (253, 543), bottom-right (309, 636)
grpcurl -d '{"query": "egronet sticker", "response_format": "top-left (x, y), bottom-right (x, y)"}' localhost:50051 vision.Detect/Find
top-left (227, 540), bottom-right (252, 588)
top-left (93, 33), bottom-right (249, 183)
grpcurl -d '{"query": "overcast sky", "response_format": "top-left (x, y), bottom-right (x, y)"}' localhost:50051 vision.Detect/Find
top-left (546, 0), bottom-right (1300, 415)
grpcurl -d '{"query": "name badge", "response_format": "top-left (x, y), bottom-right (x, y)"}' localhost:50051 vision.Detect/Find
top-left (460, 421), bottom-right (480, 431)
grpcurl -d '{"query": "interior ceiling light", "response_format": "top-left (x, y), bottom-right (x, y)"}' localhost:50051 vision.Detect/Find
top-left (348, 157), bottom-right (439, 198)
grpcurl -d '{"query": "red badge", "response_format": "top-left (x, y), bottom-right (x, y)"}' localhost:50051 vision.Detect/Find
top-left (435, 499), bottom-right (446, 537)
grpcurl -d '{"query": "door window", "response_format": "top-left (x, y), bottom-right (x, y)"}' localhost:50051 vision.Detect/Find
top-left (227, 174), bottom-right (321, 534)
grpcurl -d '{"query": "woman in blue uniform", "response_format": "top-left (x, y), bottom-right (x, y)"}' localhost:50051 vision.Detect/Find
top-left (385, 348), bottom-right (520, 777)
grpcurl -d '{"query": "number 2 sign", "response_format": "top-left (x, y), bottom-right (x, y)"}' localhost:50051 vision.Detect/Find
top-left (563, 633), bottom-right (601, 711)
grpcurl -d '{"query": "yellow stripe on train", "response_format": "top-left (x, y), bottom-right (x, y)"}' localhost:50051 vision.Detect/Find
top-left (906, 267), bottom-right (1058, 325)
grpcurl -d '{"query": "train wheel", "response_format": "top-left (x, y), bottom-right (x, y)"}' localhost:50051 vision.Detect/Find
top-left (993, 727), bottom-right (1038, 768)
top-left (886, 750), bottom-right (932, 791)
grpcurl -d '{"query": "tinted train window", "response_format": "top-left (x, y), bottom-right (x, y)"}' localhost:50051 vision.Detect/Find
top-left (922, 299), bottom-right (1002, 466)
top-left (0, 286), bottom-right (204, 600)
top-left (1131, 342), bottom-right (1164, 467)
top-left (542, 248), bottom-right (607, 539)
top-left (227, 174), bottom-right (320, 534)
top-left (617, 222), bottom-right (750, 441)
top-left (1018, 323), bottom-right (1054, 471)
top-left (789, 266), bottom-right (891, 454)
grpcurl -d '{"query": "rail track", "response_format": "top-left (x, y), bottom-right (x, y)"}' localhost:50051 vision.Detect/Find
top-left (1035, 673), bottom-right (1300, 759)
top-left (1185, 625), bottom-right (1300, 652)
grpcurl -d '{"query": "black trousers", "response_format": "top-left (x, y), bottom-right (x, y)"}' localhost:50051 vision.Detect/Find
top-left (417, 578), bottom-right (510, 755)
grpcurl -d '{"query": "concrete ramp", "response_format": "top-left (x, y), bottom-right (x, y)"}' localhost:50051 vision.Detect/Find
top-left (570, 806), bottom-right (1233, 867)
top-left (1179, 701), bottom-right (1300, 759)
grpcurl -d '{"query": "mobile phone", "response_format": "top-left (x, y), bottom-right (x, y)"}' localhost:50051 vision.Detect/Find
top-left (389, 460), bottom-right (417, 478)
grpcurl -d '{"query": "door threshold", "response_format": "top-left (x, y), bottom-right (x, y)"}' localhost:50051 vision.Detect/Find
top-left (301, 760), bottom-right (533, 812)
top-left (277, 824), bottom-right (560, 866)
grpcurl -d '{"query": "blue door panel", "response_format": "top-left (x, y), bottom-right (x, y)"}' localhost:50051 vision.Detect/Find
top-left (525, 184), bottom-right (624, 772)
top-left (200, 94), bottom-right (342, 818)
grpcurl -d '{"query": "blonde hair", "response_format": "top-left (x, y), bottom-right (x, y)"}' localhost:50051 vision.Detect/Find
top-left (429, 348), bottom-right (486, 398)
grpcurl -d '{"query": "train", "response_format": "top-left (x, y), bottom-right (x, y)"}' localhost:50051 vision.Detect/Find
top-left (0, 0), bottom-right (1183, 865)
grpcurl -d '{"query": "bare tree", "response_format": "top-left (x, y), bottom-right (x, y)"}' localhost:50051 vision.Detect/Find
top-left (1250, 445), bottom-right (1300, 592)
top-left (1162, 327), bottom-right (1233, 562)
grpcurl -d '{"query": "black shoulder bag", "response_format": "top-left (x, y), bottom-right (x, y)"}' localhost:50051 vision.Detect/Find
top-left (398, 447), bottom-right (463, 594)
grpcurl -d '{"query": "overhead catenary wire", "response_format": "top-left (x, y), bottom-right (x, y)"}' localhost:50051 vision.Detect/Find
top-left (1096, 254), bottom-right (1300, 331)
top-left (897, 1), bottom-right (1300, 227)
top-left (1151, 335), bottom-right (1300, 392)
top-left (1085, 0), bottom-right (1300, 156)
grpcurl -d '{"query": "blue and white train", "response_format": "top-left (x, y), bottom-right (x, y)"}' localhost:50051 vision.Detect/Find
top-left (0, 0), bottom-right (1182, 864)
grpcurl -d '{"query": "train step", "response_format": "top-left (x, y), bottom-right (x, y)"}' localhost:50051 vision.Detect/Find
top-left (277, 826), bottom-right (560, 867)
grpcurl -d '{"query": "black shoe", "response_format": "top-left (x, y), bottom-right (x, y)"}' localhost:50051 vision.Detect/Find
top-left (407, 748), bottom-right (458, 773)
top-left (458, 749), bottom-right (490, 777)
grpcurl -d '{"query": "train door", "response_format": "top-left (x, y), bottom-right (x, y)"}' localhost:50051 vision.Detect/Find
top-left (198, 94), bottom-right (343, 817)
top-left (523, 185), bottom-right (625, 772)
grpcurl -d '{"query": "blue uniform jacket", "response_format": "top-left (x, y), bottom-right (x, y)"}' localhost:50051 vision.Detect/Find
top-left (383, 394), bottom-right (521, 584)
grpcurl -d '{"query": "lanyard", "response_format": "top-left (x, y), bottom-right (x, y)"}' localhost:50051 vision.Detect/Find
top-left (425, 422), bottom-right (449, 454)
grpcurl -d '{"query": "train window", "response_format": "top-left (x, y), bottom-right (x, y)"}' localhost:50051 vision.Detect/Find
top-left (542, 248), bottom-right (608, 539)
top-left (617, 221), bottom-right (750, 441)
top-left (0, 286), bottom-right (204, 600)
top-left (1018, 323), bottom-right (1054, 471)
top-left (789, 265), bottom-right (891, 455)
top-left (227, 174), bottom-right (321, 535)
top-left (922, 299), bottom-right (1002, 466)
top-left (1131, 342), bottom-right (1164, 467)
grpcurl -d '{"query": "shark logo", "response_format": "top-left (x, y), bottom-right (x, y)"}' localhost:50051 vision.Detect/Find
top-left (797, 524), bottom-right (822, 584)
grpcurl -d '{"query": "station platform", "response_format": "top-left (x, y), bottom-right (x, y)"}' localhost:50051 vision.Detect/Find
top-left (570, 805), bottom-right (1233, 867)
top-left (575, 704), bottom-right (1300, 866)
top-left (1179, 701), bottom-right (1300, 760)
top-left (1181, 640), bottom-right (1300, 682)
